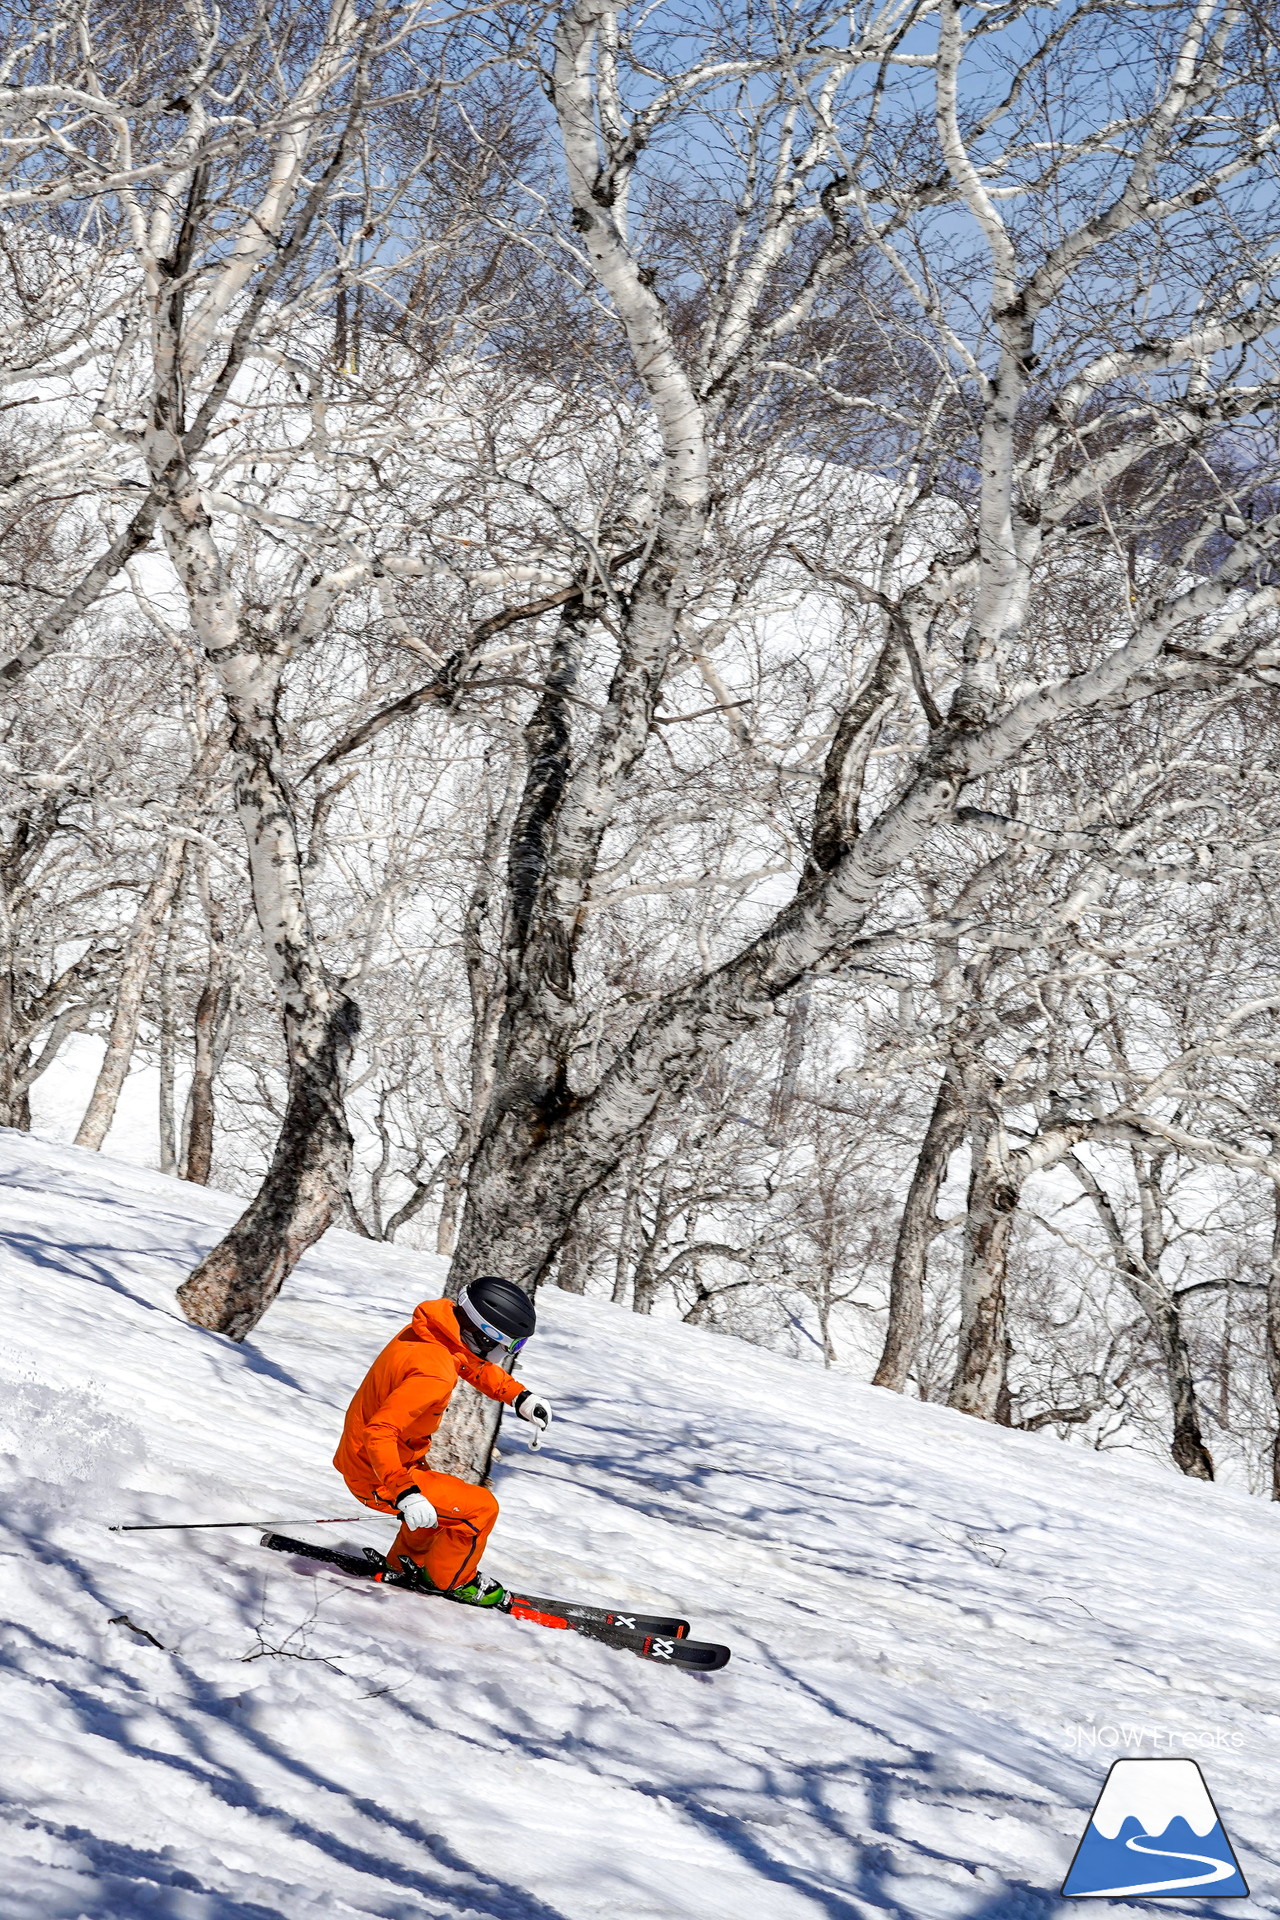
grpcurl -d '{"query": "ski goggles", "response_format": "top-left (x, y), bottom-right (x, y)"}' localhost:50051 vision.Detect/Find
top-left (458, 1295), bottom-right (529, 1367)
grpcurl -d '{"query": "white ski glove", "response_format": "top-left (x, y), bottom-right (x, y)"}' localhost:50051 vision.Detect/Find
top-left (395, 1489), bottom-right (438, 1532)
top-left (513, 1390), bottom-right (553, 1450)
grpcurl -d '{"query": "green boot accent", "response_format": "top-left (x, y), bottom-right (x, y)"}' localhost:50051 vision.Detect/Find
top-left (449, 1569), bottom-right (508, 1608)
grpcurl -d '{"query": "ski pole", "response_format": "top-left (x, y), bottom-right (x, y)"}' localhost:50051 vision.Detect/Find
top-left (108, 1516), bottom-right (364, 1533)
top-left (503, 1401), bottom-right (547, 1451)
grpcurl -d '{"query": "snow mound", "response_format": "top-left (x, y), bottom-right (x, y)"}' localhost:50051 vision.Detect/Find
top-left (1, 1128), bottom-right (1278, 1917)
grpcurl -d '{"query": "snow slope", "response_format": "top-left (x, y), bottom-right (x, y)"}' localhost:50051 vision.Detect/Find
top-left (2, 1129), bottom-right (1279, 1920)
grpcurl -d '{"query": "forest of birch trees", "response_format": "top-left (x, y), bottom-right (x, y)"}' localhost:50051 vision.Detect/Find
top-left (2, 0), bottom-right (1279, 1487)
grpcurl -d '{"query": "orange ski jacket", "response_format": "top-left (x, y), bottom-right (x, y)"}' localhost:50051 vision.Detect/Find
top-left (333, 1297), bottom-right (527, 1506)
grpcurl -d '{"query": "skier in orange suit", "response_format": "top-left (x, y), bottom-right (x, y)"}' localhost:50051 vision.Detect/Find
top-left (334, 1277), bottom-right (551, 1606)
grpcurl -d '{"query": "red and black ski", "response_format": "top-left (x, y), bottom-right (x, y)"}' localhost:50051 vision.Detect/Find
top-left (261, 1532), bottom-right (730, 1672)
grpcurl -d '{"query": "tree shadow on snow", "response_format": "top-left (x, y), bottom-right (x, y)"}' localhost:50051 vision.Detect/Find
top-left (5, 1825), bottom-right (295, 1920)
top-left (2, 1516), bottom-right (570, 1920)
top-left (0, 1227), bottom-right (175, 1319)
top-left (185, 1315), bottom-right (309, 1393)
top-left (384, 1676), bottom-right (875, 1919)
top-left (0, 1224), bottom-right (307, 1392)
top-left (956, 1889), bottom-right (1251, 1919)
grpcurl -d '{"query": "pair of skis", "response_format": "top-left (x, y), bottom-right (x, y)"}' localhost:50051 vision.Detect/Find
top-left (261, 1532), bottom-right (730, 1673)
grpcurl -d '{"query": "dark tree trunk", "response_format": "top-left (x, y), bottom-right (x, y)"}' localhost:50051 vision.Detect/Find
top-left (0, 876), bottom-right (20, 1130)
top-left (554, 1215), bottom-right (589, 1293)
top-left (143, 146), bottom-right (365, 1343)
top-left (183, 957), bottom-right (229, 1185)
top-left (994, 1332), bottom-right (1015, 1426)
top-left (173, 662), bottom-right (359, 1341)
top-left (1068, 1151), bottom-right (1214, 1480)
top-left (873, 1070), bottom-right (964, 1391)
top-left (1268, 1181), bottom-right (1280, 1501)
top-left (158, 890), bottom-right (182, 1175)
top-left (767, 994), bottom-right (809, 1143)
top-left (1136, 1152), bottom-right (1213, 1481)
top-left (949, 1088), bottom-right (1022, 1420)
top-left (622, 1129), bottom-right (665, 1311)
top-left (1154, 1300), bottom-right (1215, 1481)
top-left (176, 993), bottom-right (358, 1340)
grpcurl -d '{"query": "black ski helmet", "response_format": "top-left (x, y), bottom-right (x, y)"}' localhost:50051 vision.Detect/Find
top-left (456, 1275), bottom-right (536, 1360)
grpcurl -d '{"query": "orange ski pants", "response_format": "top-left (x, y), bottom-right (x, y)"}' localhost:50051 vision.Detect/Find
top-left (346, 1469), bottom-right (499, 1590)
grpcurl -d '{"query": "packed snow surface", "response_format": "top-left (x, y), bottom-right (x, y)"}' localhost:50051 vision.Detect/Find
top-left (2, 1129), bottom-right (1279, 1919)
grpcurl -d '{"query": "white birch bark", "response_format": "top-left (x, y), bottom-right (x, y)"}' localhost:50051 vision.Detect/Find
top-left (99, 0), bottom-right (400, 1336)
top-left (168, 582), bottom-right (359, 1334)
top-left (872, 1072), bottom-right (964, 1392)
top-left (440, 0), bottom-right (717, 1382)
top-left (1068, 1150), bottom-right (1216, 1479)
top-left (75, 837), bottom-right (187, 1152)
top-left (433, 0), bottom-right (1280, 1478)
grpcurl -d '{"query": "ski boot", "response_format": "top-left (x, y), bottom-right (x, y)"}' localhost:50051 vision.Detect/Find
top-left (448, 1568), bottom-right (508, 1609)
top-left (395, 1557), bottom-right (507, 1607)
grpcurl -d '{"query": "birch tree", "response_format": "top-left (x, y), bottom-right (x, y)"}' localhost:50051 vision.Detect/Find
top-left (0, 0), bottom-right (350, 686)
top-left (2, 0), bottom-right (528, 1336)
top-left (0, 610), bottom-right (215, 1131)
top-left (7, 0), bottom-right (1280, 1476)
top-left (429, 0), bottom-right (1280, 1476)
